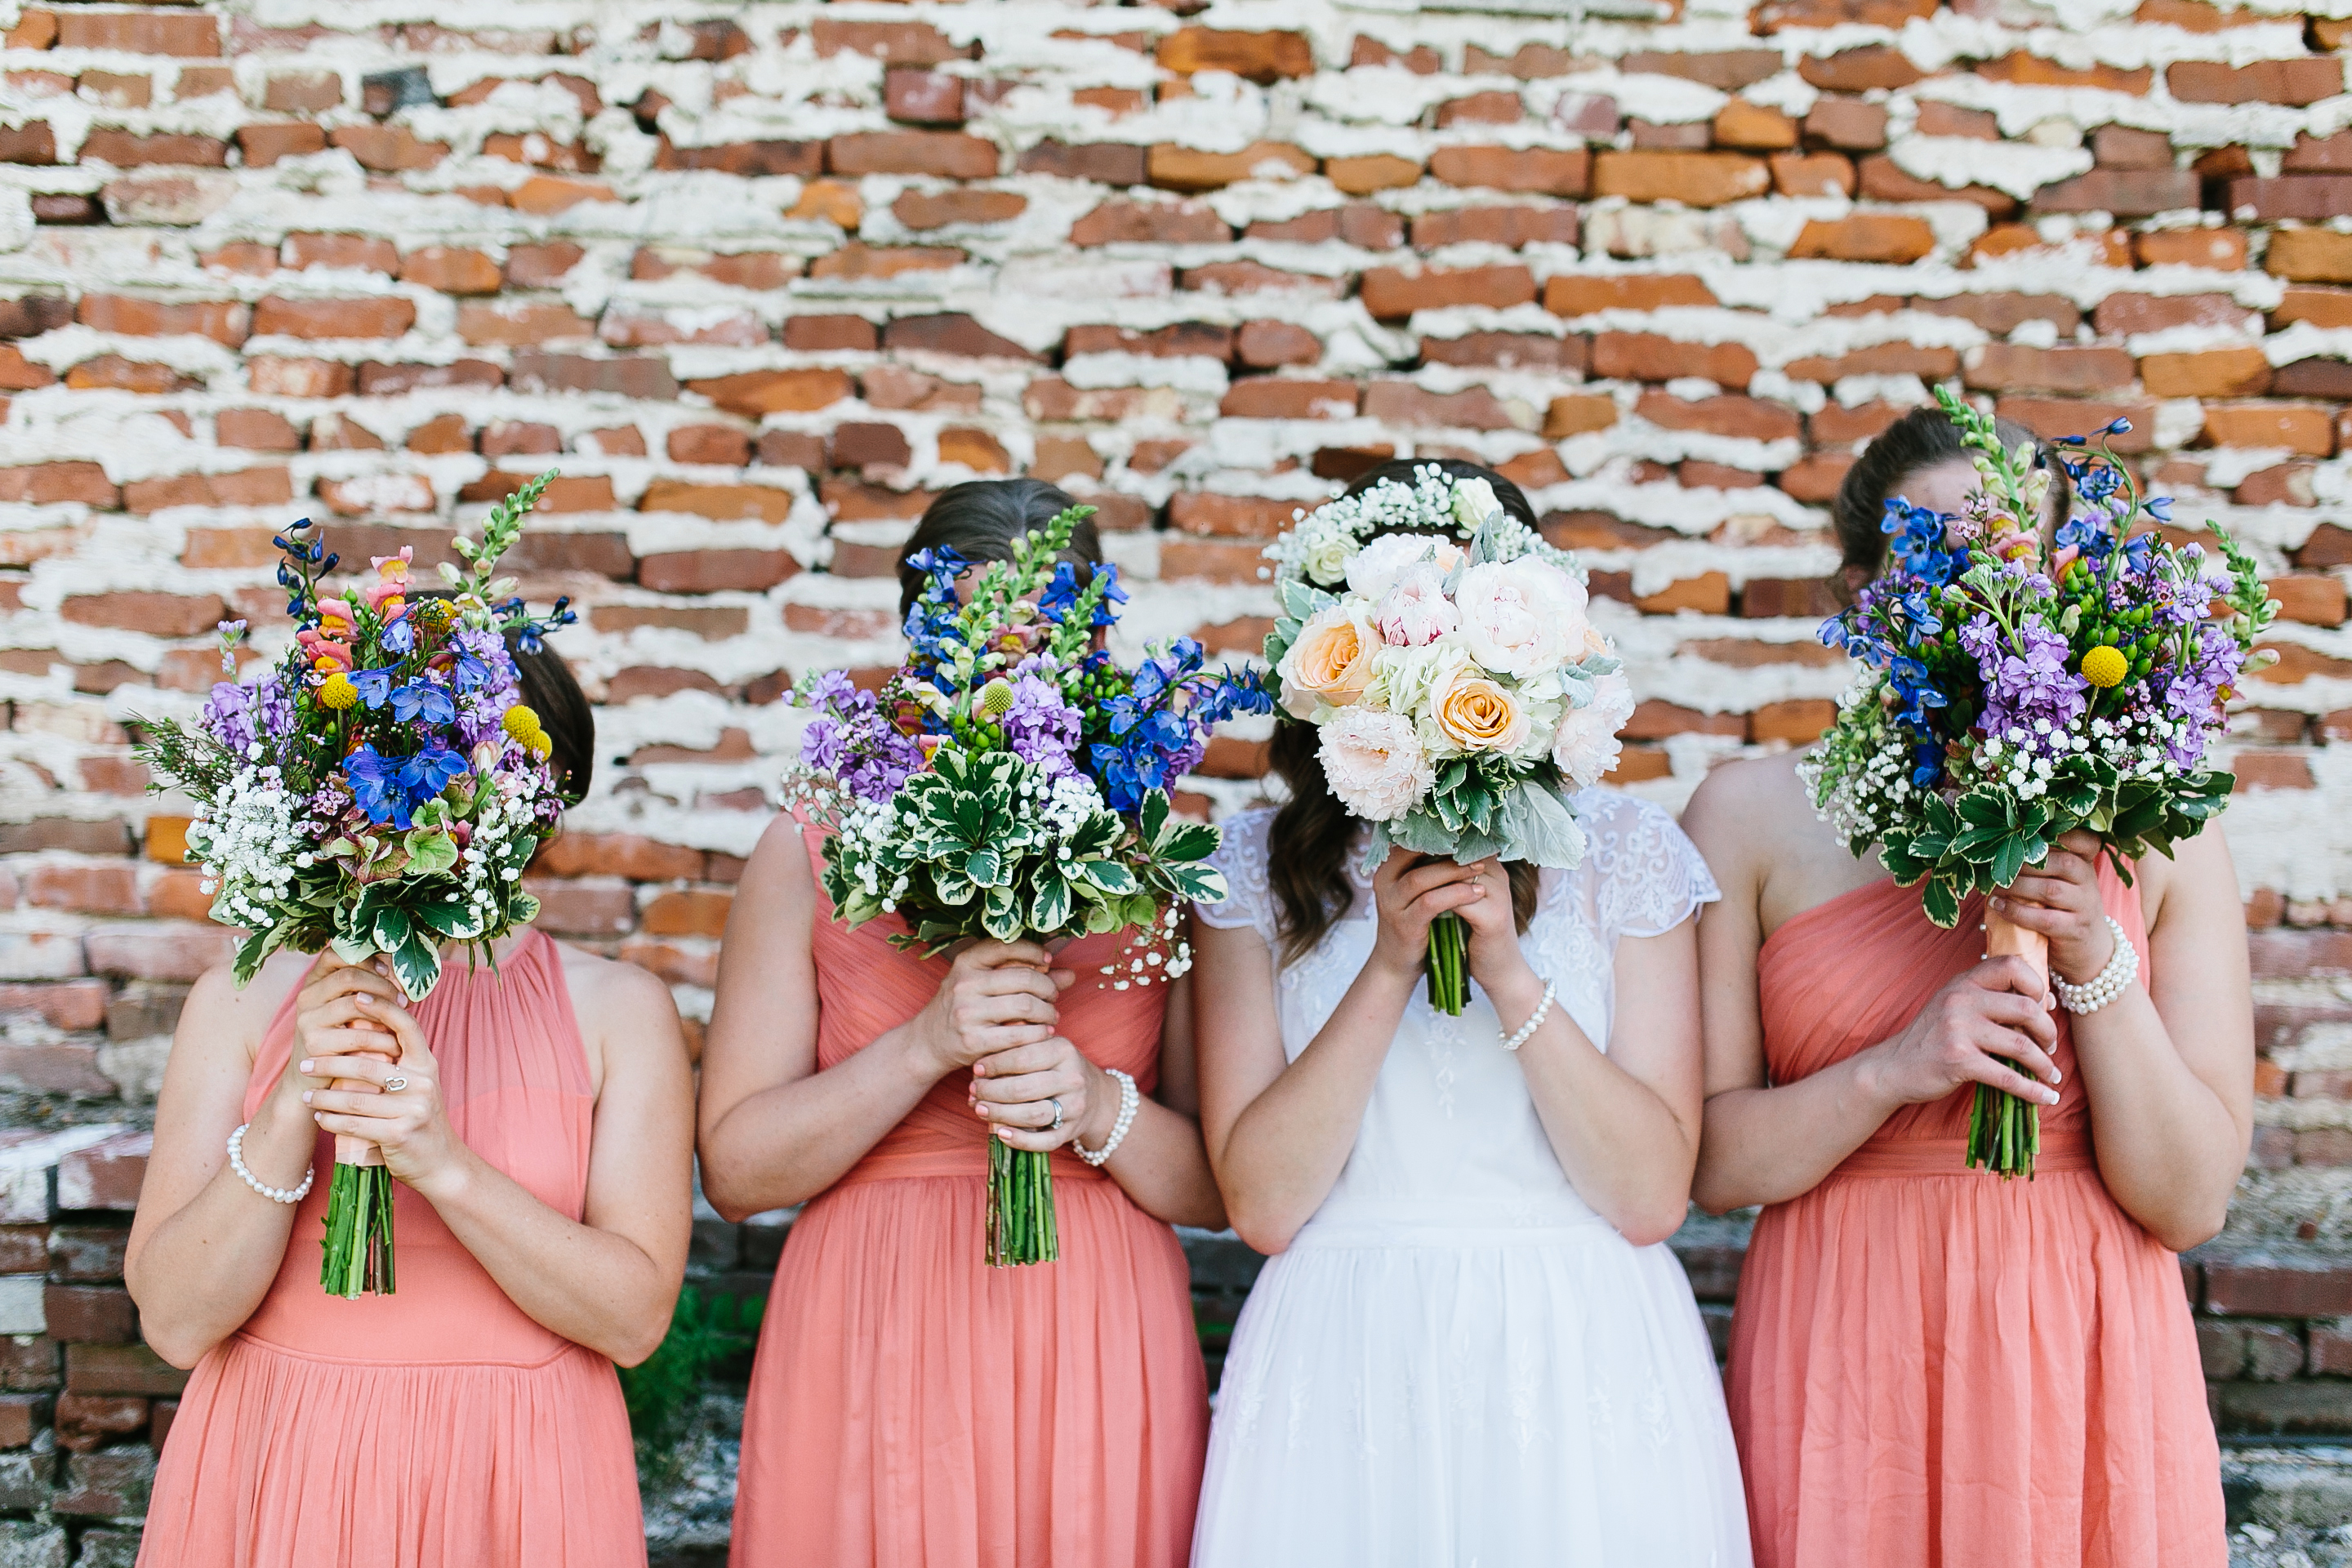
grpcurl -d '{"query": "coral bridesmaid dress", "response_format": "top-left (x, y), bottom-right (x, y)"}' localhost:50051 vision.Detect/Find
top-left (729, 837), bottom-right (1209, 1568)
top-left (1726, 865), bottom-right (2225, 1568)
top-left (140, 929), bottom-right (646, 1568)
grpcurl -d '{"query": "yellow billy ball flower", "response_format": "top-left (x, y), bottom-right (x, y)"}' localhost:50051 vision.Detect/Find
top-left (501, 705), bottom-right (541, 742)
top-left (975, 678), bottom-right (1016, 719)
top-left (316, 673), bottom-right (359, 710)
top-left (523, 727), bottom-right (552, 760)
top-left (412, 599), bottom-right (453, 631)
top-left (2080, 644), bottom-right (2129, 688)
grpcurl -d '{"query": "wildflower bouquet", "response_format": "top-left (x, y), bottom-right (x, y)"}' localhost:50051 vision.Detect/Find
top-left (137, 472), bottom-right (579, 1294)
top-left (1807, 386), bottom-right (2278, 1175)
top-left (782, 505), bottom-right (1270, 1266)
top-left (1264, 466), bottom-right (1629, 1015)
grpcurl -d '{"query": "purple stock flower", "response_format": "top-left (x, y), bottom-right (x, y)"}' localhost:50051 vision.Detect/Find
top-left (1000, 657), bottom-right (1081, 778)
top-left (1977, 616), bottom-right (2087, 746)
top-left (200, 681), bottom-right (256, 753)
top-left (800, 678), bottom-right (925, 803)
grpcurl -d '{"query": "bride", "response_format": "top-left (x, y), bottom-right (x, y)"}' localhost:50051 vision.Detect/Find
top-left (1187, 461), bottom-right (1749, 1566)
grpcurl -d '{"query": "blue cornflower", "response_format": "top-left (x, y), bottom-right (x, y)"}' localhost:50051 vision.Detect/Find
top-left (342, 746), bottom-right (411, 828)
top-left (2055, 517), bottom-right (2098, 551)
top-left (449, 652), bottom-right (490, 691)
top-left (398, 742), bottom-right (467, 805)
top-left (390, 679), bottom-right (456, 727)
top-left (379, 617), bottom-right (416, 655)
top-left (351, 669), bottom-right (395, 708)
top-left (1898, 590), bottom-right (1941, 641)
top-left (2145, 496), bottom-right (2173, 523)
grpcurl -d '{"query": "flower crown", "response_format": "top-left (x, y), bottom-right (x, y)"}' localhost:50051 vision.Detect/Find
top-left (1265, 464), bottom-right (1583, 590)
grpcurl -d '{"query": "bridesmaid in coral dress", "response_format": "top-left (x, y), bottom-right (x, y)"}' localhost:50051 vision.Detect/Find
top-left (1686, 408), bottom-right (2251, 1567)
top-left (701, 480), bottom-right (1220, 1568)
top-left (128, 637), bottom-right (696, 1567)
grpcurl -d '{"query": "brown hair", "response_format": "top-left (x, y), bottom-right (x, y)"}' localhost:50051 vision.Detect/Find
top-left (1264, 458), bottom-right (1542, 964)
top-left (895, 478), bottom-right (1104, 621)
top-left (1832, 406), bottom-right (2074, 597)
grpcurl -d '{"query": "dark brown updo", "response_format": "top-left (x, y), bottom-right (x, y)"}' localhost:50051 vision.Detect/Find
top-left (894, 478), bottom-right (1104, 621)
top-left (1831, 407), bottom-right (2074, 595)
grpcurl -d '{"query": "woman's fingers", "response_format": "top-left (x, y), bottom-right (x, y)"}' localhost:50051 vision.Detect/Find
top-left (298, 1052), bottom-right (394, 1085)
top-left (970, 1039), bottom-right (1064, 1079)
top-left (964, 990), bottom-right (1059, 1030)
top-left (1963, 1043), bottom-right (2062, 1105)
top-left (974, 1023), bottom-right (1058, 1054)
top-left (304, 1087), bottom-right (403, 1119)
top-left (1405, 881), bottom-right (1486, 924)
top-left (309, 1112), bottom-right (388, 1143)
top-left (1970, 1022), bottom-right (2060, 1088)
top-left (1976, 988), bottom-right (2059, 1047)
top-left (971, 1067), bottom-right (1080, 1105)
top-left (1985, 896), bottom-right (2071, 936)
top-left (300, 1029), bottom-right (403, 1067)
top-left (963, 939), bottom-right (1055, 973)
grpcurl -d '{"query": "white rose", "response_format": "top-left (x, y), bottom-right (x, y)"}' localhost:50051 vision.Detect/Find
top-left (1455, 559), bottom-right (1582, 678)
top-left (1303, 532), bottom-right (1353, 587)
top-left (1451, 477), bottom-right (1503, 532)
top-left (1318, 706), bottom-right (1435, 822)
top-left (1550, 671), bottom-right (1636, 788)
top-left (1368, 641), bottom-right (1468, 736)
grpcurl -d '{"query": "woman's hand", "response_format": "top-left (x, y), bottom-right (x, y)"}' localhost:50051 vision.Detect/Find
top-left (266, 954), bottom-right (404, 1120)
top-left (968, 1036), bottom-right (1111, 1152)
top-left (907, 940), bottom-right (1076, 1082)
top-left (301, 995), bottom-right (470, 1199)
top-left (1855, 956), bottom-right (2065, 1111)
top-left (1989, 829), bottom-right (2117, 986)
top-left (1454, 858), bottom-right (1538, 999)
top-left (1366, 850), bottom-right (1490, 982)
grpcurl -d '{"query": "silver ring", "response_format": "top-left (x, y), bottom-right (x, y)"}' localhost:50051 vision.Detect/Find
top-left (384, 1075), bottom-right (408, 1092)
top-left (1048, 1098), bottom-right (1064, 1131)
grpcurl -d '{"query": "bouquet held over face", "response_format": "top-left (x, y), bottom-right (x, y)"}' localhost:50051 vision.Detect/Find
top-left (1265, 466), bottom-right (1630, 1014)
top-left (1807, 387), bottom-right (2278, 1176)
top-left (782, 506), bottom-right (1270, 1267)
top-left (137, 472), bottom-right (578, 1296)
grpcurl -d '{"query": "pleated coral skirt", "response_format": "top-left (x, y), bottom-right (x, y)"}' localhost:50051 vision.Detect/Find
top-left (731, 1165), bottom-right (1209, 1568)
top-left (144, 1335), bottom-right (643, 1567)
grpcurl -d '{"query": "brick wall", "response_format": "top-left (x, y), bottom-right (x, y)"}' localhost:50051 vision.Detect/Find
top-left (0, 0), bottom-right (2345, 1555)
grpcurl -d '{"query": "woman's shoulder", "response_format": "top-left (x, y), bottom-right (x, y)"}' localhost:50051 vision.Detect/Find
top-left (1198, 804), bottom-right (1279, 936)
top-left (1569, 786), bottom-right (1722, 936)
top-left (180, 948), bottom-right (310, 1049)
top-left (555, 941), bottom-right (679, 1024)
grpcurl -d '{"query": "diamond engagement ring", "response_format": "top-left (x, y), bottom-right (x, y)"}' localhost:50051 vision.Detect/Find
top-left (1048, 1098), bottom-right (1064, 1131)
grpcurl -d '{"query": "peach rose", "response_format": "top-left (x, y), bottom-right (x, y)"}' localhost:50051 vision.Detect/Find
top-left (1278, 604), bottom-right (1378, 719)
top-left (1432, 667), bottom-right (1528, 754)
top-left (1318, 706), bottom-right (1432, 822)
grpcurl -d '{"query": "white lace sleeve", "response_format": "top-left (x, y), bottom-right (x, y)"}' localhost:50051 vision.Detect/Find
top-left (1195, 806), bottom-right (1278, 947)
top-left (1583, 791), bottom-right (1722, 943)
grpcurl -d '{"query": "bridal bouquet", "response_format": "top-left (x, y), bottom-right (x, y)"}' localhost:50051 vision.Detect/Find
top-left (137, 472), bottom-right (577, 1294)
top-left (1264, 466), bottom-right (1630, 1014)
top-left (1807, 386), bottom-right (2277, 1174)
top-left (782, 505), bottom-right (1269, 1266)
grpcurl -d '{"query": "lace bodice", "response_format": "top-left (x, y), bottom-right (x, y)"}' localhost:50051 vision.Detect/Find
top-left (1196, 791), bottom-right (1718, 1233)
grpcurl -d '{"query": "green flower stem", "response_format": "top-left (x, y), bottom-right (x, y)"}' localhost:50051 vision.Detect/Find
top-left (318, 1160), bottom-right (396, 1297)
top-left (1428, 911), bottom-right (1469, 1016)
top-left (986, 1136), bottom-right (1058, 1268)
top-left (1965, 1072), bottom-right (2040, 1180)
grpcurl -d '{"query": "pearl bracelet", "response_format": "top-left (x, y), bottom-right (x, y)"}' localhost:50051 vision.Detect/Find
top-left (1500, 980), bottom-right (1557, 1052)
top-left (227, 1123), bottom-right (314, 1205)
top-left (2052, 915), bottom-right (2138, 1016)
top-left (1075, 1067), bottom-right (1139, 1167)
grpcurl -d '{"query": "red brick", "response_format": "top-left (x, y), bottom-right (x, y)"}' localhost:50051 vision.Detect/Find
top-left (1361, 382), bottom-right (1521, 430)
top-left (1016, 140), bottom-right (1147, 186)
top-left (54, 1392), bottom-right (145, 1452)
top-left (637, 480), bottom-right (795, 524)
top-left (65, 1342), bottom-right (183, 1396)
top-left (20, 862), bottom-right (136, 915)
top-left (522, 878), bottom-right (635, 938)
top-left (1168, 493), bottom-right (1303, 538)
top-left (1799, 44), bottom-right (1922, 91)
top-left (1422, 332), bottom-right (1584, 372)
top-left (62, 354), bottom-right (202, 394)
top-left (60, 592), bottom-right (225, 637)
top-left (1802, 96), bottom-right (1887, 151)
top-left (2140, 346), bottom-right (2272, 399)
top-left (685, 368), bottom-right (853, 417)
top-left (1069, 199), bottom-right (1228, 246)
top-left (827, 131), bottom-right (996, 180)
top-left (1789, 214), bottom-right (1935, 265)
top-left (880, 314), bottom-right (1036, 361)
top-left (234, 122), bottom-right (322, 166)
top-left (252, 296), bottom-right (415, 341)
top-left (41, 1285), bottom-right (132, 1343)
top-left (398, 246), bottom-right (501, 295)
top-left (1156, 28), bottom-right (1315, 82)
top-left (534, 834), bottom-right (705, 882)
top-left (0, 982), bottom-right (105, 1032)
top-left (327, 125), bottom-right (448, 172)
top-left (456, 300), bottom-right (595, 346)
top-left (1591, 149), bottom-right (1769, 207)
top-left (0, 461), bottom-right (115, 508)
top-left (1219, 379), bottom-right (1361, 420)
top-left (1428, 145), bottom-right (1589, 196)
top-left (1592, 332), bottom-right (1758, 386)
top-left (1234, 320), bottom-right (1321, 368)
top-left (1147, 141), bottom-right (1315, 193)
top-left (2032, 167), bottom-right (2201, 216)
top-left (2169, 57), bottom-right (2344, 106)
top-left (54, 11), bottom-right (216, 56)
top-left (82, 924), bottom-right (234, 983)
top-left (640, 889), bottom-right (733, 938)
top-left (1359, 264), bottom-right (1535, 320)
top-left (892, 189), bottom-right (1026, 231)
top-left (2205, 403), bottom-right (2336, 456)
top-left (1637, 390), bottom-right (1801, 443)
top-left (1324, 155), bottom-right (1422, 195)
top-left (782, 314), bottom-right (878, 353)
top-left (0, 1392), bottom-right (36, 1448)
top-left (2207, 1258), bottom-right (2352, 1316)
top-left (2250, 929), bottom-right (2352, 978)
top-left (810, 19), bottom-right (976, 65)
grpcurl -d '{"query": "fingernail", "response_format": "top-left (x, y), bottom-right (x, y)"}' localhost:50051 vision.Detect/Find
top-left (301, 1090), bottom-right (313, 1104)
top-left (298, 1060), bottom-right (312, 1074)
top-left (2043, 1089), bottom-right (2060, 1105)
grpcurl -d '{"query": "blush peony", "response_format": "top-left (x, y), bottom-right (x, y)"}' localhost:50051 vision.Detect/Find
top-left (1455, 559), bottom-right (1587, 678)
top-left (1549, 671), bottom-right (1636, 787)
top-left (1373, 563), bottom-right (1459, 648)
top-left (1278, 604), bottom-right (1379, 719)
top-left (1317, 706), bottom-right (1435, 822)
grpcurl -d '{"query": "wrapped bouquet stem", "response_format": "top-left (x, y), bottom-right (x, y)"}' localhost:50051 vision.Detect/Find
top-left (1807, 387), bottom-right (2278, 1177)
top-left (140, 473), bottom-right (579, 1294)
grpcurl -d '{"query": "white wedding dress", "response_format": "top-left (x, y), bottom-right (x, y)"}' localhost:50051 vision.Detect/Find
top-left (1189, 791), bottom-right (1752, 1568)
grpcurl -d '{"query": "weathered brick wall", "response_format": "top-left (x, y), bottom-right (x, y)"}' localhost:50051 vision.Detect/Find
top-left (0, 0), bottom-right (2346, 1554)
